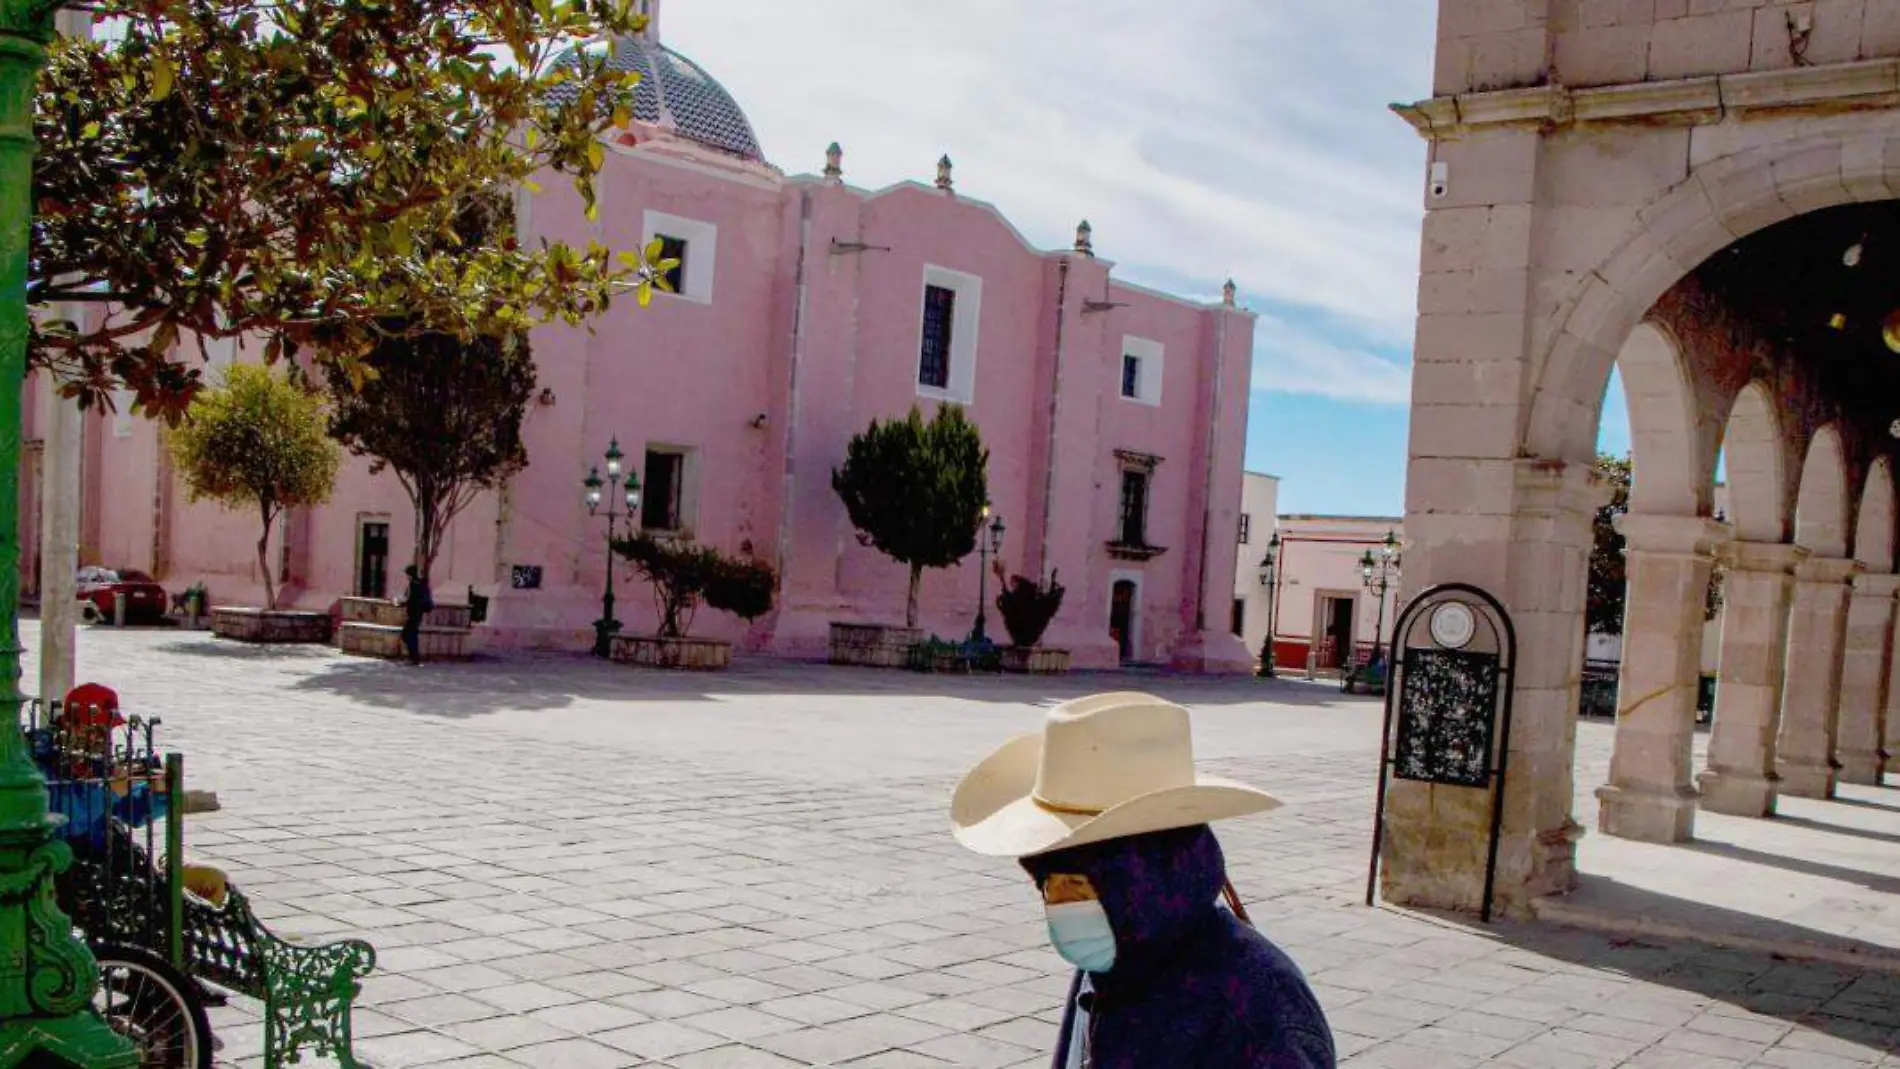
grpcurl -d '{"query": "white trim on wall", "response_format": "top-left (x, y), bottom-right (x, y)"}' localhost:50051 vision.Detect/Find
top-left (640, 210), bottom-right (718, 304)
top-left (916, 264), bottom-right (982, 406)
top-left (1119, 335), bottom-right (1164, 406)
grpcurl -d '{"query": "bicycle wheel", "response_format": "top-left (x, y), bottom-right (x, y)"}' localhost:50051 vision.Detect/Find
top-left (92, 943), bottom-right (213, 1069)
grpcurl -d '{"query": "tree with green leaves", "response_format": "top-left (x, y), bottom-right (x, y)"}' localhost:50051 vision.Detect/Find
top-left (1588, 451), bottom-right (1723, 638)
top-left (327, 328), bottom-right (534, 587)
top-left (30, 0), bottom-right (673, 420)
top-left (166, 363), bottom-right (340, 609)
top-left (1588, 453), bottom-right (1633, 637)
top-left (832, 405), bottom-right (990, 628)
top-left (614, 532), bottom-right (776, 640)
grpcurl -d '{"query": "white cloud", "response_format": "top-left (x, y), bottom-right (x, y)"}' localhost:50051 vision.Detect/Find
top-left (1249, 314), bottom-right (1413, 406)
top-left (662, 0), bottom-right (1438, 370)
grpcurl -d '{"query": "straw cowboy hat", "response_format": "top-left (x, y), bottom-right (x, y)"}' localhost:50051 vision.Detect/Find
top-left (952, 692), bottom-right (1281, 858)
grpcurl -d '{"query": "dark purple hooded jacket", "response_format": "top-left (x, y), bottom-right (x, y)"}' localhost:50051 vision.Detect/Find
top-left (1022, 825), bottom-right (1335, 1069)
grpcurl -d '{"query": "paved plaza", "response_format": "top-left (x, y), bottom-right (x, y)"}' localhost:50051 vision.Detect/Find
top-left (33, 624), bottom-right (1900, 1068)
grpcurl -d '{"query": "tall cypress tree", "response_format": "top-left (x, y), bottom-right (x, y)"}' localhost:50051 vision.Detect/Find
top-left (832, 405), bottom-right (990, 628)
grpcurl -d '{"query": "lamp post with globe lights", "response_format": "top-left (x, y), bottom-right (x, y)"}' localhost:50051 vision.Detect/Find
top-left (971, 506), bottom-right (1005, 644)
top-left (1359, 530), bottom-right (1402, 666)
top-left (1257, 531), bottom-right (1281, 678)
top-left (584, 439), bottom-right (642, 658)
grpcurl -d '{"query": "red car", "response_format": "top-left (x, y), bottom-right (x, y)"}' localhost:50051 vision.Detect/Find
top-left (76, 567), bottom-right (169, 624)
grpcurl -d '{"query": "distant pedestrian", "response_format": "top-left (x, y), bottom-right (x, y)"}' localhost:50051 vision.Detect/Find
top-left (951, 693), bottom-right (1335, 1068)
top-left (400, 565), bottom-right (433, 666)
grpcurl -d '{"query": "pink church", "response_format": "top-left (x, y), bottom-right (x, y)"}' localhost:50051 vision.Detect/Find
top-left (24, 5), bottom-right (1256, 672)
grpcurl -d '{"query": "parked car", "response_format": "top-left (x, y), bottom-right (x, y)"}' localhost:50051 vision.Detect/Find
top-left (76, 567), bottom-right (168, 624)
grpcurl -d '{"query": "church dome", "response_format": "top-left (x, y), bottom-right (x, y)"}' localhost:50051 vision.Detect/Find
top-left (555, 36), bottom-right (764, 163)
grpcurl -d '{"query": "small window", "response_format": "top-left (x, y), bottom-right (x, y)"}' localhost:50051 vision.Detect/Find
top-left (1231, 598), bottom-right (1246, 637)
top-left (920, 284), bottom-right (955, 390)
top-left (655, 234), bottom-right (687, 295)
top-left (1118, 469), bottom-right (1150, 546)
top-left (642, 449), bottom-right (687, 532)
top-left (1120, 336), bottom-right (1164, 405)
top-left (1239, 514), bottom-right (1252, 545)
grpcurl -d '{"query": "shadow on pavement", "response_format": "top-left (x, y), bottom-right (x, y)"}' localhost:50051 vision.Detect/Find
top-left (1445, 883), bottom-right (1900, 1052)
top-left (1770, 812), bottom-right (1900, 847)
top-left (1679, 839), bottom-right (1900, 895)
top-left (279, 649), bottom-right (1380, 719)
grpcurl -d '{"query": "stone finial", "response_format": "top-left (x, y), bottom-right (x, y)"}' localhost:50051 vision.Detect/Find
top-left (824, 142), bottom-right (843, 181)
top-left (1222, 279), bottom-right (1237, 307)
top-left (936, 155), bottom-right (954, 192)
top-left (1074, 220), bottom-right (1094, 257)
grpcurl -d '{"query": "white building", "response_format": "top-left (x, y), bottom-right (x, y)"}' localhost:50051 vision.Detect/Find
top-left (1230, 472), bottom-right (1280, 663)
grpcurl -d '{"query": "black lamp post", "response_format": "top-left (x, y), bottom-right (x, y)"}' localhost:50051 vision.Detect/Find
top-left (585, 438), bottom-right (642, 658)
top-left (1359, 529), bottom-right (1401, 665)
top-left (1257, 531), bottom-right (1280, 678)
top-left (972, 506), bottom-right (1006, 644)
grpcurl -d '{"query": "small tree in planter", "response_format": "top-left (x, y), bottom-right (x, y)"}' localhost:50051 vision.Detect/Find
top-left (166, 364), bottom-right (340, 611)
top-left (996, 571), bottom-right (1071, 673)
top-left (611, 532), bottom-right (776, 668)
top-left (831, 405), bottom-right (989, 628)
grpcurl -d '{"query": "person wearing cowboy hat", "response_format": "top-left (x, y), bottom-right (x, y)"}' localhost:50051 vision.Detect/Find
top-left (953, 693), bottom-right (1335, 1068)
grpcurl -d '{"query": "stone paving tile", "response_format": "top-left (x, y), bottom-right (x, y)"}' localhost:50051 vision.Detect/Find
top-left (43, 629), bottom-right (1900, 1069)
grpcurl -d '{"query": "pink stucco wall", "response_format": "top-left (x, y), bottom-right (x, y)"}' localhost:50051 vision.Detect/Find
top-left (29, 118), bottom-right (1255, 671)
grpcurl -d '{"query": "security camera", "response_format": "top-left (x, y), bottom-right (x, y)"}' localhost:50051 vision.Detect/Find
top-left (1429, 161), bottom-right (1449, 200)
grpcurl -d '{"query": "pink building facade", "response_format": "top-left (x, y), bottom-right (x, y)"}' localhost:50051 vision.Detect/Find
top-left (25, 11), bottom-right (1256, 672)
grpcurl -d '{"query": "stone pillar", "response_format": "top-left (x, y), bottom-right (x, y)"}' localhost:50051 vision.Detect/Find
top-left (1777, 556), bottom-right (1857, 799)
top-left (1380, 461), bottom-right (1602, 918)
top-left (1698, 542), bottom-right (1802, 817)
top-left (1595, 514), bottom-right (1726, 843)
top-left (37, 378), bottom-right (81, 703)
top-left (1836, 572), bottom-right (1898, 785)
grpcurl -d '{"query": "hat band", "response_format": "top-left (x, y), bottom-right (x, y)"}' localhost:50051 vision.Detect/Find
top-left (1032, 793), bottom-right (1103, 817)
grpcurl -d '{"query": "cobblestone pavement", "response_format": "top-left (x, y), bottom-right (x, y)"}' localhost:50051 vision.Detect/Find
top-left (36, 625), bottom-right (1900, 1069)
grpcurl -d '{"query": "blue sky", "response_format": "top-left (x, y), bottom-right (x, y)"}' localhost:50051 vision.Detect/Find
top-left (664, 0), bottom-right (1442, 517)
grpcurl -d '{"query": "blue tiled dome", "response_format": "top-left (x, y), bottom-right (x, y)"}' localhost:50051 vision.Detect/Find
top-left (555, 36), bottom-right (763, 162)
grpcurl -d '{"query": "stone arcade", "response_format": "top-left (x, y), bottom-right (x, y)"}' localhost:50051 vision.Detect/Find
top-left (1388, 1), bottom-right (1900, 915)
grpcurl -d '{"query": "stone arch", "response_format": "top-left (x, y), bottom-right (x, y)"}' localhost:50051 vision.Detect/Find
top-left (1794, 425), bottom-right (1851, 559)
top-left (1525, 131), bottom-right (1900, 465)
top-left (1854, 456), bottom-right (1896, 573)
top-left (1719, 382), bottom-right (1791, 544)
top-left (1614, 321), bottom-right (1702, 517)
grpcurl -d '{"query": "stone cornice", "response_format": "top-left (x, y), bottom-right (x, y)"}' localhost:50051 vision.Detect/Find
top-left (1722, 541), bottom-right (1807, 574)
top-left (1849, 572), bottom-right (1900, 598)
top-left (1393, 59), bottom-right (1900, 140)
top-left (1794, 556), bottom-right (1861, 585)
top-left (1613, 513), bottom-right (1730, 558)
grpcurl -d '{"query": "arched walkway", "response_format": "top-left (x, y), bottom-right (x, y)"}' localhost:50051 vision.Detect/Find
top-left (1839, 458), bottom-right (1899, 784)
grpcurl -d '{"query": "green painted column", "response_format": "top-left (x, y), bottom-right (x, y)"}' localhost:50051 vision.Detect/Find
top-left (0, 7), bottom-right (139, 1066)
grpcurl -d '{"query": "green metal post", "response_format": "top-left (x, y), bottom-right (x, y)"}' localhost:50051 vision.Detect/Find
top-left (164, 754), bottom-right (183, 971)
top-left (0, 9), bottom-right (138, 1066)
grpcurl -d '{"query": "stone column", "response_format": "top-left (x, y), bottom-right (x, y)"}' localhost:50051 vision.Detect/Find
top-left (37, 378), bottom-right (81, 703)
top-left (1777, 556), bottom-right (1857, 799)
top-left (1595, 514), bottom-right (1726, 843)
top-left (1836, 572), bottom-right (1898, 784)
top-left (1697, 542), bottom-right (1801, 816)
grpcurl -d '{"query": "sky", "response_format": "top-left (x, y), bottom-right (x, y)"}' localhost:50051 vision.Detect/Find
top-left (661, 0), bottom-right (1442, 517)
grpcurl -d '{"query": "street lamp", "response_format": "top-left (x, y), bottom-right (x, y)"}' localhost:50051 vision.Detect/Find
top-left (1257, 531), bottom-right (1280, 678)
top-left (971, 505), bottom-right (1006, 644)
top-left (584, 438), bottom-right (642, 658)
top-left (1359, 530), bottom-right (1401, 666)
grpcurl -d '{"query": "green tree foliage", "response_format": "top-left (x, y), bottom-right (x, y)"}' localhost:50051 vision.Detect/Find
top-left (326, 328), bottom-right (534, 588)
top-left (613, 532), bottom-right (776, 639)
top-left (1588, 454), bottom-right (1633, 637)
top-left (831, 405), bottom-right (990, 628)
top-left (30, 0), bottom-right (673, 420)
top-left (996, 570), bottom-right (1065, 648)
top-left (1587, 452), bottom-right (1722, 638)
top-left (166, 363), bottom-right (340, 609)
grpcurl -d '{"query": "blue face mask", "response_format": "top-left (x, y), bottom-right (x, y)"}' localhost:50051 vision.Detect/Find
top-left (1046, 900), bottom-right (1117, 973)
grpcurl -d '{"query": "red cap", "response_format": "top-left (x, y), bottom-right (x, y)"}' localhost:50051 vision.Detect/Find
top-left (62, 683), bottom-right (125, 728)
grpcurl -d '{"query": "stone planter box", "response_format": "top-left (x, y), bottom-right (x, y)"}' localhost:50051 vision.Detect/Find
top-left (828, 623), bottom-right (922, 668)
top-left (339, 597), bottom-right (473, 631)
top-left (211, 608), bottom-right (333, 644)
top-left (338, 622), bottom-right (471, 661)
top-left (1001, 647), bottom-right (1072, 674)
top-left (610, 634), bottom-right (731, 671)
